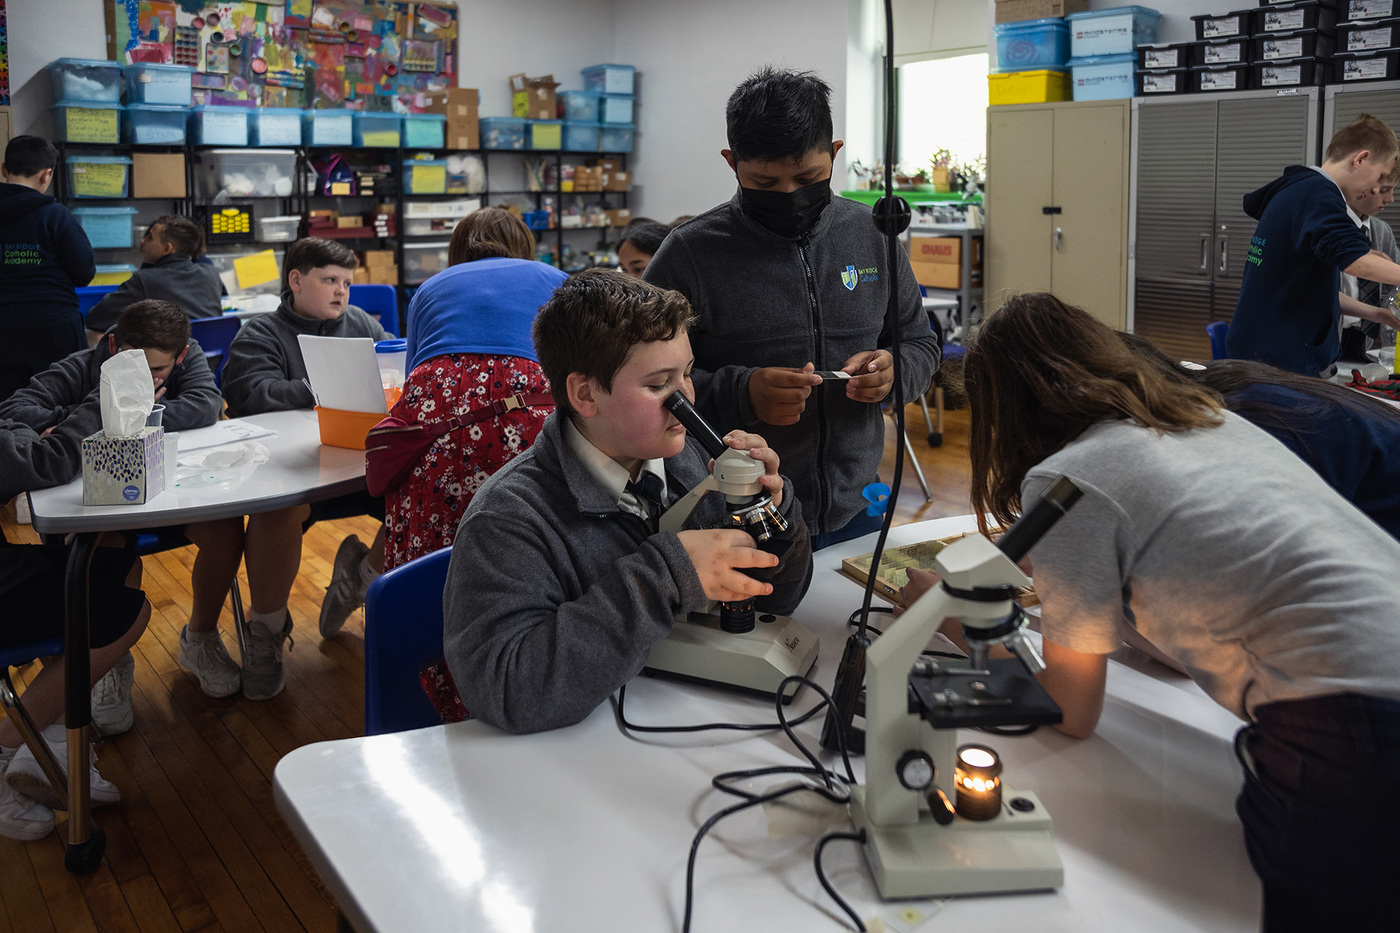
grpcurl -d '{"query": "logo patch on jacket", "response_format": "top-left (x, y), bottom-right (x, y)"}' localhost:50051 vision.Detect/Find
top-left (841, 264), bottom-right (859, 291)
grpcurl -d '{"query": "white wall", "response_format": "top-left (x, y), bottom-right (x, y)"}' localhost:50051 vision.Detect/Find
top-left (8, 0), bottom-right (109, 137)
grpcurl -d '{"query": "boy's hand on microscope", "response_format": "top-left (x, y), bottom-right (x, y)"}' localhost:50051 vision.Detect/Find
top-left (678, 529), bottom-right (780, 602)
top-left (718, 430), bottom-right (783, 509)
top-left (840, 349), bottom-right (894, 403)
top-left (748, 363), bottom-right (820, 425)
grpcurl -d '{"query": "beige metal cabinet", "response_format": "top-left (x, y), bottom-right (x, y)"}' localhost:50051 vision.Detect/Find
top-left (985, 99), bottom-right (1130, 329)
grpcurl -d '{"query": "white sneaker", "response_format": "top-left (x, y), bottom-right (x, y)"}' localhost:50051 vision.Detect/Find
top-left (319, 534), bottom-right (369, 638)
top-left (4, 725), bottom-right (120, 811)
top-left (0, 748), bottom-right (53, 842)
top-left (177, 626), bottom-right (242, 698)
top-left (92, 651), bottom-right (136, 736)
top-left (241, 613), bottom-right (293, 701)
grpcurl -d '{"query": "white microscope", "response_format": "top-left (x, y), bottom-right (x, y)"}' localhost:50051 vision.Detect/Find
top-left (641, 391), bottom-right (819, 701)
top-left (848, 476), bottom-right (1082, 898)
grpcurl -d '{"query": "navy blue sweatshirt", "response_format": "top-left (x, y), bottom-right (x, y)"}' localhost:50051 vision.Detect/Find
top-left (0, 182), bottom-right (95, 322)
top-left (1228, 166), bottom-right (1373, 375)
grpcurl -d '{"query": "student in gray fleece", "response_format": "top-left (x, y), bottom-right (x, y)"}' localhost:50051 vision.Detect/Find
top-left (645, 68), bottom-right (938, 548)
top-left (84, 214), bottom-right (223, 333)
top-left (443, 270), bottom-right (813, 734)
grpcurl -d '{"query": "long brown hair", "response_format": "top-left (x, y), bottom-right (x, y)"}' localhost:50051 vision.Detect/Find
top-left (966, 294), bottom-right (1224, 528)
top-left (448, 206), bottom-right (535, 265)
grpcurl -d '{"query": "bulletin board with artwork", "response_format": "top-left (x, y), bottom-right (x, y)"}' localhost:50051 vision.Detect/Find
top-left (108, 1), bottom-right (457, 113)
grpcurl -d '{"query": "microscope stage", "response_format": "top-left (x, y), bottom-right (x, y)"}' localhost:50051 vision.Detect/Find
top-left (643, 610), bottom-right (819, 702)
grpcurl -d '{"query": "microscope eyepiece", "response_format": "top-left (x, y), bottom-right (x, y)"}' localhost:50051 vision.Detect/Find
top-left (664, 391), bottom-right (727, 458)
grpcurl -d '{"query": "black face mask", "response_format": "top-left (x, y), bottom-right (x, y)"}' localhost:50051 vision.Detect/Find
top-left (739, 176), bottom-right (832, 238)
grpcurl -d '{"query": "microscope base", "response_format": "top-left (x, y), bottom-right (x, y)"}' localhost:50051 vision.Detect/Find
top-left (849, 786), bottom-right (1063, 898)
top-left (643, 610), bottom-right (819, 702)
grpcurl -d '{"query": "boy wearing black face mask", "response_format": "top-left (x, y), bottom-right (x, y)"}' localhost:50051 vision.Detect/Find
top-left (645, 67), bottom-right (938, 549)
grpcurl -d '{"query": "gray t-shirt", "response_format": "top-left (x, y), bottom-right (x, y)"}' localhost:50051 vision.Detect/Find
top-left (1024, 412), bottom-right (1400, 721)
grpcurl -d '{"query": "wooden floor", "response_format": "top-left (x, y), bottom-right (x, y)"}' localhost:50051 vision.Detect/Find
top-left (0, 402), bottom-right (972, 932)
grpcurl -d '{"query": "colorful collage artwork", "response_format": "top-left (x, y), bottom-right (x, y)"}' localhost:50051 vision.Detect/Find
top-left (110, 0), bottom-right (457, 113)
top-left (1, 0), bottom-right (9, 108)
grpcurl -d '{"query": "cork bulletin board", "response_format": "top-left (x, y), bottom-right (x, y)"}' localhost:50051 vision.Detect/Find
top-left (108, 1), bottom-right (458, 112)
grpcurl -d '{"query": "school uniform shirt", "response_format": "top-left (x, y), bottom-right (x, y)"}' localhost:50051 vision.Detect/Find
top-left (84, 253), bottom-right (223, 332)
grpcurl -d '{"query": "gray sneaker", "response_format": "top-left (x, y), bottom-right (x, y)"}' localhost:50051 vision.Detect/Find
top-left (5, 725), bottom-right (121, 810)
top-left (0, 748), bottom-right (54, 841)
top-left (177, 627), bottom-right (242, 698)
top-left (92, 650), bottom-right (136, 736)
top-left (241, 613), bottom-right (293, 700)
top-left (319, 534), bottom-right (369, 638)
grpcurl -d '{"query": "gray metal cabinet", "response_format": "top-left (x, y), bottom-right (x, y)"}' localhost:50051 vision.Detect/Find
top-left (1325, 79), bottom-right (1400, 246)
top-left (1130, 89), bottom-right (1319, 360)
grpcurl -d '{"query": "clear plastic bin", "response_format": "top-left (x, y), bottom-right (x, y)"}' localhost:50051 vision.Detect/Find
top-left (404, 113), bottom-right (447, 148)
top-left (563, 122), bottom-right (601, 152)
top-left (599, 95), bottom-right (634, 124)
top-left (994, 18), bottom-right (1071, 72)
top-left (354, 111), bottom-right (402, 147)
top-left (304, 109), bottom-right (354, 146)
top-left (582, 64), bottom-right (636, 95)
top-left (207, 249), bottom-right (285, 296)
top-left (403, 159), bottom-right (448, 194)
top-left (47, 59), bottom-right (121, 103)
top-left (528, 120), bottom-right (563, 150)
top-left (73, 207), bottom-right (138, 248)
top-left (124, 103), bottom-right (187, 145)
top-left (559, 90), bottom-right (603, 122)
top-left (404, 241), bottom-right (451, 285)
top-left (124, 63), bottom-right (194, 105)
top-left (249, 108), bottom-right (304, 146)
top-left (66, 155), bottom-right (132, 199)
top-left (51, 100), bottom-right (121, 144)
top-left (91, 263), bottom-right (138, 286)
top-left (194, 149), bottom-right (297, 199)
top-left (1065, 6), bottom-right (1162, 57)
top-left (481, 116), bottom-right (526, 150)
top-left (189, 106), bottom-right (249, 146)
top-left (257, 216), bottom-right (302, 243)
top-left (1069, 53), bottom-right (1138, 100)
top-left (599, 124), bottom-right (635, 153)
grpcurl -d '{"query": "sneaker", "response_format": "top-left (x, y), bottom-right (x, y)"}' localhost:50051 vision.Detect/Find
top-left (177, 627), bottom-right (242, 698)
top-left (241, 613), bottom-right (293, 701)
top-left (319, 534), bottom-right (369, 638)
top-left (0, 748), bottom-right (54, 841)
top-left (5, 725), bottom-right (120, 811)
top-left (92, 651), bottom-right (136, 736)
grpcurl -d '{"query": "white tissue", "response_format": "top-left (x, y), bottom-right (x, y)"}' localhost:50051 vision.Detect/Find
top-left (99, 349), bottom-right (155, 437)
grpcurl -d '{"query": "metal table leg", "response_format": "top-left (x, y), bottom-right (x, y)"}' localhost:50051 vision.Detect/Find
top-left (63, 532), bottom-right (105, 872)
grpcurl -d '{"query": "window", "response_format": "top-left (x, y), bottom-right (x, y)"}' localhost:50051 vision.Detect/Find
top-left (898, 53), bottom-right (989, 175)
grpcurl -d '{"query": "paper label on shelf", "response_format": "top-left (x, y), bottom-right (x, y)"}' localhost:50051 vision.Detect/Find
top-left (1201, 70), bottom-right (1240, 90)
top-left (409, 164), bottom-right (447, 193)
top-left (1263, 10), bottom-right (1306, 30)
top-left (1143, 48), bottom-right (1181, 68)
top-left (234, 250), bottom-right (280, 290)
top-left (1202, 18), bottom-right (1242, 38)
top-left (1142, 72), bottom-right (1180, 93)
top-left (65, 107), bottom-right (119, 142)
top-left (1351, 0), bottom-right (1392, 18)
top-left (1349, 26), bottom-right (1394, 51)
top-left (1262, 37), bottom-right (1304, 59)
top-left (1203, 42), bottom-right (1243, 64)
top-left (1261, 64), bottom-right (1303, 86)
top-left (1344, 56), bottom-right (1391, 79)
top-left (71, 162), bottom-right (127, 195)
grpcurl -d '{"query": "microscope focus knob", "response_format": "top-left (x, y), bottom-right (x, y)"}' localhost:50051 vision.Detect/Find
top-left (895, 750), bottom-right (935, 791)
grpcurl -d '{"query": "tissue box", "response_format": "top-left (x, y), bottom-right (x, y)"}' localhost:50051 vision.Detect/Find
top-left (82, 428), bottom-right (165, 505)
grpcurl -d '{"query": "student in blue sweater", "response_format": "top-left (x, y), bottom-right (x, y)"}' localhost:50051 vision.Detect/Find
top-left (1229, 114), bottom-right (1400, 375)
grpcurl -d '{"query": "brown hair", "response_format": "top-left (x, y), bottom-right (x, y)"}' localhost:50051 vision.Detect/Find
top-left (532, 268), bottom-right (696, 419)
top-left (282, 237), bottom-right (357, 294)
top-left (966, 293), bottom-right (1224, 529)
top-left (1325, 112), bottom-right (1400, 165)
top-left (449, 206), bottom-right (535, 265)
top-left (114, 299), bottom-right (190, 356)
top-left (151, 214), bottom-right (204, 257)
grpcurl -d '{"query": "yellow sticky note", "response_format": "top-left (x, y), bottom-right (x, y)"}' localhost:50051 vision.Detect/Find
top-left (234, 250), bottom-right (280, 290)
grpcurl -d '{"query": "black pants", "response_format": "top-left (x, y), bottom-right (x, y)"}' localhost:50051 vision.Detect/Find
top-left (1235, 693), bottom-right (1400, 932)
top-left (0, 312), bottom-right (86, 402)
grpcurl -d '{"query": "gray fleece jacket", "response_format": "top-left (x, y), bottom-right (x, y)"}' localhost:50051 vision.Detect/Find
top-left (85, 253), bottom-right (223, 333)
top-left (0, 414), bottom-right (92, 502)
top-left (221, 298), bottom-right (386, 416)
top-left (442, 411), bottom-right (814, 734)
top-left (645, 191), bottom-right (939, 535)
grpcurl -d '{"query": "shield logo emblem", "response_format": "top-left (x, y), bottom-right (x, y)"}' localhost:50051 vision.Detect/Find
top-left (841, 264), bottom-right (858, 291)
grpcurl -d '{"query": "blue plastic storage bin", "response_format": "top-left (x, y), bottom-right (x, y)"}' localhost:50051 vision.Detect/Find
top-left (582, 64), bottom-right (636, 95)
top-left (65, 155), bottom-right (132, 199)
top-left (1065, 6), bottom-right (1162, 57)
top-left (404, 113), bottom-right (447, 148)
top-left (481, 116), bottom-right (526, 150)
top-left (248, 108), bottom-right (304, 146)
top-left (354, 112), bottom-right (402, 147)
top-left (563, 121), bottom-right (600, 152)
top-left (599, 124), bottom-right (635, 153)
top-left (189, 106), bottom-right (248, 146)
top-left (47, 59), bottom-right (121, 103)
top-left (51, 100), bottom-right (122, 143)
top-left (303, 109), bottom-right (354, 146)
top-left (1069, 53), bottom-right (1138, 100)
top-left (125, 103), bottom-right (187, 144)
top-left (402, 159), bottom-right (448, 194)
top-left (72, 207), bottom-right (138, 247)
top-left (559, 90), bottom-right (602, 122)
top-left (599, 95), bottom-right (635, 124)
top-left (124, 63), bottom-right (193, 105)
top-left (994, 18), bottom-right (1071, 72)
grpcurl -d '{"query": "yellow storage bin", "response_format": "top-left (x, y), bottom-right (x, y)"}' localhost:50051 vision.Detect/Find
top-left (988, 69), bottom-right (1071, 106)
top-left (91, 263), bottom-right (137, 286)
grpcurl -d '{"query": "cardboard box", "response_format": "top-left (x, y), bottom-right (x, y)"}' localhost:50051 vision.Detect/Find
top-left (606, 208), bottom-right (633, 228)
top-left (994, 0), bottom-right (1088, 24)
top-left (509, 74), bottom-right (560, 121)
top-left (81, 428), bottom-right (165, 505)
top-left (590, 158), bottom-right (622, 172)
top-left (908, 235), bottom-right (983, 290)
top-left (425, 88), bottom-right (481, 150)
top-left (337, 215), bottom-right (365, 229)
top-left (131, 152), bottom-right (186, 199)
top-left (605, 170), bottom-right (632, 192)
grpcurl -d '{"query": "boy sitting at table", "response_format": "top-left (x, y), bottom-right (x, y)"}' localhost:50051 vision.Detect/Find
top-left (84, 215), bottom-right (223, 334)
top-left (441, 269), bottom-right (813, 734)
top-left (180, 238), bottom-right (386, 702)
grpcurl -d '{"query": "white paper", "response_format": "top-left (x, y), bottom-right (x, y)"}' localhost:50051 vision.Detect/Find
top-left (297, 335), bottom-right (388, 414)
top-left (176, 419), bottom-right (277, 452)
top-left (99, 349), bottom-right (155, 436)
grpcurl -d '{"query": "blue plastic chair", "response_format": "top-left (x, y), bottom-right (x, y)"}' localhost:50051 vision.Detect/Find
top-left (349, 283), bottom-right (399, 338)
top-left (76, 285), bottom-right (118, 319)
top-left (1207, 321), bottom-right (1229, 360)
top-left (363, 547), bottom-right (452, 735)
top-left (189, 316), bottom-right (242, 389)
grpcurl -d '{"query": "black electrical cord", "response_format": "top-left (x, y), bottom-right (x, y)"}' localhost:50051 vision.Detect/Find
top-left (815, 830), bottom-right (869, 932)
top-left (612, 683), bottom-right (826, 735)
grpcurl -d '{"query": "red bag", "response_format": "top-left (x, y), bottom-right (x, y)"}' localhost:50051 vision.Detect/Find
top-left (364, 391), bottom-right (553, 496)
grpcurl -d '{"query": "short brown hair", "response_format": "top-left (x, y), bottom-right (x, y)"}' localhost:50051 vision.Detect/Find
top-left (151, 214), bottom-right (204, 256)
top-left (532, 268), bottom-right (696, 419)
top-left (282, 237), bottom-right (357, 293)
top-left (449, 206), bottom-right (535, 265)
top-left (1325, 113), bottom-right (1400, 164)
top-left (114, 299), bottom-right (190, 356)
